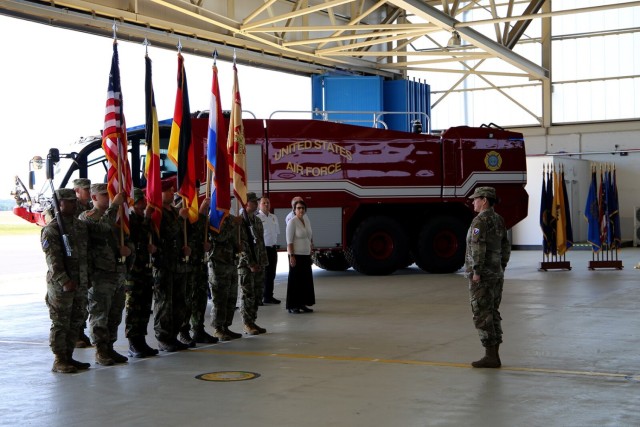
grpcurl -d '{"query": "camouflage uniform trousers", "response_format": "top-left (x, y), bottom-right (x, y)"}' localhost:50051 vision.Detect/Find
top-left (238, 268), bottom-right (265, 326)
top-left (88, 269), bottom-right (126, 346)
top-left (46, 281), bottom-right (88, 356)
top-left (182, 264), bottom-right (209, 334)
top-left (125, 271), bottom-right (154, 338)
top-left (468, 274), bottom-right (504, 347)
top-left (153, 268), bottom-right (187, 343)
top-left (208, 262), bottom-right (238, 329)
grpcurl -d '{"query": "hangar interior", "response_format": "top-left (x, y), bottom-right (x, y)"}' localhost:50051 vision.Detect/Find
top-left (0, 1), bottom-right (639, 426)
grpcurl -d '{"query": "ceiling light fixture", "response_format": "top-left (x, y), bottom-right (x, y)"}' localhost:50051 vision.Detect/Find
top-left (447, 31), bottom-right (462, 47)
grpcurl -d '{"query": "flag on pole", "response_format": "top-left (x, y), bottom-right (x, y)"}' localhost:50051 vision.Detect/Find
top-left (553, 167), bottom-right (568, 255)
top-left (207, 60), bottom-right (230, 232)
top-left (539, 166), bottom-right (551, 254)
top-left (102, 41), bottom-right (133, 235)
top-left (599, 167), bottom-right (609, 250)
top-left (560, 166), bottom-right (573, 253)
top-left (227, 61), bottom-right (248, 207)
top-left (167, 53), bottom-right (199, 223)
top-left (144, 53), bottom-right (162, 236)
top-left (584, 166), bottom-right (601, 252)
top-left (609, 166), bottom-right (622, 249)
top-left (546, 168), bottom-right (557, 255)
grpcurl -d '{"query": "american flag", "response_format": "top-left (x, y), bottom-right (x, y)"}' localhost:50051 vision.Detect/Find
top-left (102, 41), bottom-right (133, 235)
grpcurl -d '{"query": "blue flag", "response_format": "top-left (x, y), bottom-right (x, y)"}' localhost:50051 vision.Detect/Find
top-left (561, 168), bottom-right (573, 252)
top-left (584, 168), bottom-right (600, 252)
top-left (608, 168), bottom-right (621, 249)
top-left (539, 169), bottom-right (551, 254)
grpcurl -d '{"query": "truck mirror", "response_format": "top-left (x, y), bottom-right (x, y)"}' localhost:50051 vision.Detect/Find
top-left (46, 148), bottom-right (60, 180)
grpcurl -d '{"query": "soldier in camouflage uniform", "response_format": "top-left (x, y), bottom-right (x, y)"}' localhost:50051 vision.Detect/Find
top-left (72, 178), bottom-right (93, 348)
top-left (209, 213), bottom-right (243, 341)
top-left (180, 199), bottom-right (218, 345)
top-left (238, 192), bottom-right (269, 335)
top-left (464, 186), bottom-right (510, 368)
top-left (125, 188), bottom-right (159, 358)
top-left (80, 183), bottom-right (133, 366)
top-left (41, 188), bottom-right (123, 373)
top-left (153, 176), bottom-right (191, 352)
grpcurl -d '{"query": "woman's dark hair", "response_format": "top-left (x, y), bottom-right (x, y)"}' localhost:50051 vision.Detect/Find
top-left (294, 200), bottom-right (307, 210)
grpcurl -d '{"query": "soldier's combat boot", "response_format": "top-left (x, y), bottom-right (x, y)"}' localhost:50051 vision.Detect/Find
top-left (243, 324), bottom-right (260, 335)
top-left (212, 327), bottom-right (232, 342)
top-left (252, 323), bottom-right (267, 334)
top-left (128, 337), bottom-right (146, 358)
top-left (109, 344), bottom-right (129, 364)
top-left (67, 352), bottom-right (91, 370)
top-left (225, 327), bottom-right (242, 340)
top-left (193, 328), bottom-right (219, 344)
top-left (471, 345), bottom-right (501, 368)
top-left (52, 355), bottom-right (78, 373)
top-left (139, 338), bottom-right (159, 357)
top-left (95, 344), bottom-right (115, 366)
top-left (75, 332), bottom-right (93, 348)
top-left (179, 331), bottom-right (197, 348)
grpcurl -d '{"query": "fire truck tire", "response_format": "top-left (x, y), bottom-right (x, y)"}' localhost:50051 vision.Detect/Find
top-left (415, 216), bottom-right (467, 274)
top-left (312, 251), bottom-right (351, 271)
top-left (346, 216), bottom-right (409, 275)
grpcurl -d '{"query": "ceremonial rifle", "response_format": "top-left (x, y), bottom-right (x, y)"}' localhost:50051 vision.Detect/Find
top-left (46, 148), bottom-right (73, 257)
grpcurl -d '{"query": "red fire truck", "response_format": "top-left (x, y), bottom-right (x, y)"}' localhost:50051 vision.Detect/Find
top-left (13, 113), bottom-right (528, 275)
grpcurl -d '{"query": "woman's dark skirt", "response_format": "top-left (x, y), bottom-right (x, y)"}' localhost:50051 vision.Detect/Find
top-left (286, 254), bottom-right (315, 310)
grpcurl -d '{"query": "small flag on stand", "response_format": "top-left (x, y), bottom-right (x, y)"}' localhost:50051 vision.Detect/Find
top-left (168, 52), bottom-right (199, 223)
top-left (609, 166), bottom-right (621, 249)
top-left (102, 40), bottom-right (133, 235)
top-left (585, 165), bottom-right (601, 252)
top-left (207, 55), bottom-right (230, 232)
top-left (144, 50), bottom-right (162, 236)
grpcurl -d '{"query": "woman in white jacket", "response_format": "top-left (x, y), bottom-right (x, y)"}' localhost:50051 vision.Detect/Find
top-left (285, 200), bottom-right (315, 313)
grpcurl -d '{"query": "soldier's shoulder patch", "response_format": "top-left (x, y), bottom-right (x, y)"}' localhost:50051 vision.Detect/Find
top-left (473, 228), bottom-right (480, 235)
top-left (84, 209), bottom-right (97, 218)
top-left (42, 238), bottom-right (49, 250)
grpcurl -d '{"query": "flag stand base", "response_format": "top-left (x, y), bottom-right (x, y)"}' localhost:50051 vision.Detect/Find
top-left (588, 260), bottom-right (623, 270)
top-left (538, 261), bottom-right (571, 271)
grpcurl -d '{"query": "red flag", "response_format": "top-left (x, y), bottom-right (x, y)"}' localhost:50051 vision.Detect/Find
top-left (167, 53), bottom-right (198, 223)
top-left (144, 54), bottom-right (162, 235)
top-left (102, 41), bottom-right (132, 234)
top-left (227, 63), bottom-right (248, 207)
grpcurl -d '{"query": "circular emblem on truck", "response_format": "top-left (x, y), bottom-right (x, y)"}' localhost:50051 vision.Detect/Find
top-left (484, 151), bottom-right (502, 171)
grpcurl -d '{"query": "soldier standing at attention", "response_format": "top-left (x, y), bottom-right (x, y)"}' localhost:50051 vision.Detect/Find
top-left (465, 186), bottom-right (510, 368)
top-left (180, 197), bottom-right (218, 346)
top-left (71, 178), bottom-right (93, 349)
top-left (42, 188), bottom-right (124, 373)
top-left (80, 183), bottom-right (133, 366)
top-left (153, 176), bottom-right (190, 352)
top-left (209, 213), bottom-right (243, 341)
top-left (125, 188), bottom-right (159, 358)
top-left (238, 192), bottom-right (269, 335)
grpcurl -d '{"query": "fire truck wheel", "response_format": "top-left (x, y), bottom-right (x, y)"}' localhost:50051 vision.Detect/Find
top-left (346, 216), bottom-right (409, 275)
top-left (415, 216), bottom-right (467, 273)
top-left (312, 251), bottom-right (351, 271)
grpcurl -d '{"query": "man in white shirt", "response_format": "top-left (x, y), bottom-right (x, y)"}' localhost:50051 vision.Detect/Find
top-left (257, 197), bottom-right (281, 304)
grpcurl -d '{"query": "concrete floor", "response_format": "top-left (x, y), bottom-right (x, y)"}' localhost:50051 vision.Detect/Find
top-left (1, 231), bottom-right (639, 426)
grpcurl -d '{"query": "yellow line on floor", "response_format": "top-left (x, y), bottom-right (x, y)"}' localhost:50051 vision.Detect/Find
top-left (193, 348), bottom-right (635, 380)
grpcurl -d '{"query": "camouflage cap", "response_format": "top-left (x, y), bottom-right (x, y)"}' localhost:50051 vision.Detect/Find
top-left (133, 188), bottom-right (145, 203)
top-left (72, 178), bottom-right (91, 189)
top-left (90, 183), bottom-right (108, 195)
top-left (246, 192), bottom-right (259, 203)
top-left (55, 188), bottom-right (77, 201)
top-left (469, 186), bottom-right (497, 200)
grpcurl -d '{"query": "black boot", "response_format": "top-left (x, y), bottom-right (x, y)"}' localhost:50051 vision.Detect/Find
top-left (128, 337), bottom-right (146, 358)
top-left (471, 345), bottom-right (500, 368)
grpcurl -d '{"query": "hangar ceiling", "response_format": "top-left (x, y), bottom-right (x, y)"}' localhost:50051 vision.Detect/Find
top-left (2, 0), bottom-right (639, 128)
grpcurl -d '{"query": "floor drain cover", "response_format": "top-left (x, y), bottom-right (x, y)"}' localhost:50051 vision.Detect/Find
top-left (195, 371), bottom-right (260, 382)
